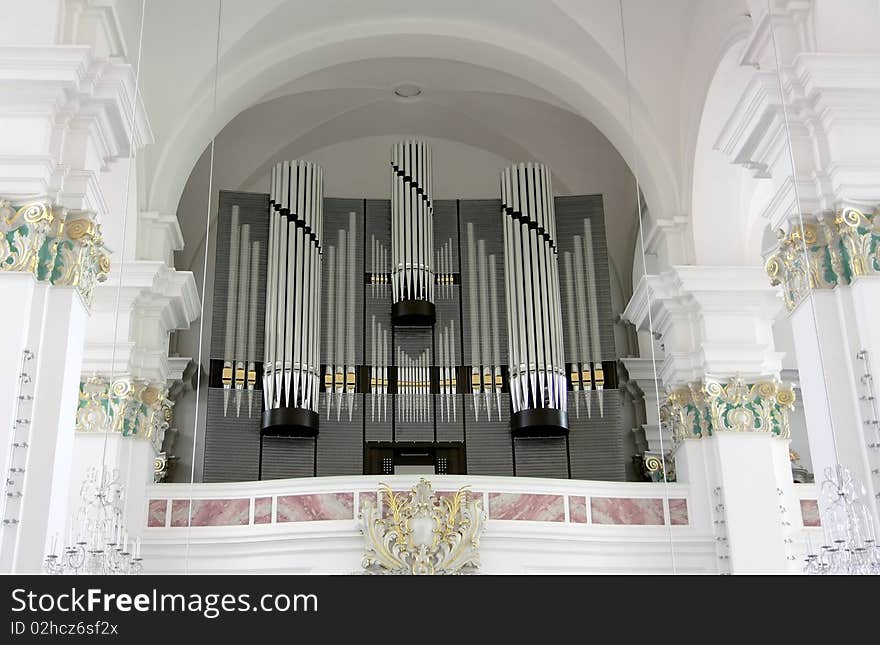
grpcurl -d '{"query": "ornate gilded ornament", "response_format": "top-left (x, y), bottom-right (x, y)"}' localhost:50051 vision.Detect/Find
top-left (765, 207), bottom-right (880, 311)
top-left (75, 376), bottom-right (174, 452)
top-left (0, 199), bottom-right (110, 307)
top-left (641, 453), bottom-right (674, 482)
top-left (661, 376), bottom-right (795, 441)
top-left (358, 478), bottom-right (486, 575)
top-left (154, 453), bottom-right (169, 483)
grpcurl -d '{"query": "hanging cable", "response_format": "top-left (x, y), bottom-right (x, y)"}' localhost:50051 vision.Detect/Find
top-left (183, 0), bottom-right (224, 575)
top-left (618, 0), bottom-right (677, 573)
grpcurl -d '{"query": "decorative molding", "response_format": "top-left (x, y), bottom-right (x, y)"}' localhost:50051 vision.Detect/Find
top-left (0, 45), bottom-right (152, 217)
top-left (623, 267), bottom-right (784, 386)
top-left (662, 376), bottom-right (796, 442)
top-left (60, 0), bottom-right (128, 60)
top-left (137, 211), bottom-right (184, 266)
top-left (358, 478), bottom-right (485, 575)
top-left (0, 199), bottom-right (109, 306)
top-left (75, 375), bottom-right (173, 453)
top-left (83, 261), bottom-right (199, 380)
top-left (765, 207), bottom-right (880, 311)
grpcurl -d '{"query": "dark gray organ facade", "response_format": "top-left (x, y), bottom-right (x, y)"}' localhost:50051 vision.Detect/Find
top-left (205, 191), bottom-right (621, 482)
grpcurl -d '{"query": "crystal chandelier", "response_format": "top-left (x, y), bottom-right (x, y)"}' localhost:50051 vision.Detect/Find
top-left (44, 466), bottom-right (143, 575)
top-left (804, 464), bottom-right (880, 575)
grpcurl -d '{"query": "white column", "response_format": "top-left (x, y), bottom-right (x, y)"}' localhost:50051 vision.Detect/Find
top-left (68, 433), bottom-right (156, 540)
top-left (710, 433), bottom-right (790, 573)
top-left (11, 287), bottom-right (88, 573)
top-left (0, 275), bottom-right (38, 572)
top-left (624, 266), bottom-right (800, 573)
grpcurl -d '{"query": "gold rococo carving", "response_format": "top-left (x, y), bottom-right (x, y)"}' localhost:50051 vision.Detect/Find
top-left (75, 376), bottom-right (173, 453)
top-left (662, 376), bottom-right (795, 442)
top-left (358, 478), bottom-right (486, 575)
top-left (765, 207), bottom-right (880, 311)
top-left (0, 199), bottom-right (110, 307)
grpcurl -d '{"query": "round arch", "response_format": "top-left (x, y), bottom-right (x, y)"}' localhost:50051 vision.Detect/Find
top-left (145, 18), bottom-right (680, 232)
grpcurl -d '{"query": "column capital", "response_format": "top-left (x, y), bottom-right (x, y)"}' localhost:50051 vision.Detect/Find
top-left (765, 206), bottom-right (880, 311)
top-left (75, 375), bottom-right (173, 454)
top-left (0, 198), bottom-right (110, 307)
top-left (662, 375), bottom-right (796, 443)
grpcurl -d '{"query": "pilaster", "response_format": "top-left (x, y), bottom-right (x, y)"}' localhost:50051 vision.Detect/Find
top-left (624, 265), bottom-right (799, 572)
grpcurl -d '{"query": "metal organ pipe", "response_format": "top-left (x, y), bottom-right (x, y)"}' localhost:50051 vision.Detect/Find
top-left (263, 160), bottom-right (324, 436)
top-left (235, 224), bottom-right (251, 417)
top-left (221, 206), bottom-right (261, 419)
top-left (390, 140), bottom-right (435, 325)
top-left (247, 241), bottom-right (260, 418)
top-left (501, 162), bottom-right (568, 436)
top-left (222, 206), bottom-right (240, 416)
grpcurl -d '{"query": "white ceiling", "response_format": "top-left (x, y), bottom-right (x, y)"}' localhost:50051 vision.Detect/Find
top-left (128, 0), bottom-right (752, 303)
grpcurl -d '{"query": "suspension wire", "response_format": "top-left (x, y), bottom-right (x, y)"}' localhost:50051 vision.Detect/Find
top-left (767, 2), bottom-right (841, 466)
top-left (184, 0), bottom-right (223, 575)
top-left (101, 0), bottom-right (147, 511)
top-left (617, 0), bottom-right (677, 573)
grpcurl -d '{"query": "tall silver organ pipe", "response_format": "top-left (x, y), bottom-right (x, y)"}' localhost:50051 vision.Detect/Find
top-left (390, 139), bottom-right (435, 325)
top-left (234, 224), bottom-right (251, 417)
top-left (222, 206), bottom-right (240, 416)
top-left (221, 206), bottom-right (262, 419)
top-left (246, 241), bottom-right (260, 418)
top-left (263, 160), bottom-right (324, 436)
top-left (501, 162), bottom-right (568, 436)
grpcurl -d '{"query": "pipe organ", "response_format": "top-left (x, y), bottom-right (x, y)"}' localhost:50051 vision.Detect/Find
top-left (562, 219), bottom-right (605, 418)
top-left (501, 163), bottom-right (568, 436)
top-left (263, 160), bottom-right (324, 436)
top-left (437, 320), bottom-right (458, 422)
top-left (369, 316), bottom-right (390, 423)
top-left (324, 212), bottom-right (359, 422)
top-left (465, 224), bottom-right (504, 421)
top-left (391, 140), bottom-right (435, 325)
top-left (221, 206), bottom-right (262, 418)
top-left (207, 154), bottom-right (623, 482)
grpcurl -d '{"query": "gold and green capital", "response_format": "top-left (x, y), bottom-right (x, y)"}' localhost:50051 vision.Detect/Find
top-left (0, 199), bottom-right (111, 307)
top-left (75, 376), bottom-right (173, 453)
top-left (662, 376), bottom-right (796, 442)
top-left (765, 207), bottom-right (880, 311)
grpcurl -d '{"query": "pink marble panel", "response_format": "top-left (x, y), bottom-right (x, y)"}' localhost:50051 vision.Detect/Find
top-left (488, 493), bottom-right (565, 522)
top-left (669, 498), bottom-right (689, 525)
top-left (591, 497), bottom-right (664, 525)
top-left (568, 496), bottom-right (588, 524)
top-left (147, 499), bottom-right (167, 527)
top-left (801, 499), bottom-right (821, 527)
top-left (254, 497), bottom-right (272, 524)
top-left (170, 499), bottom-right (250, 527)
top-left (277, 493), bottom-right (354, 522)
top-left (194, 499), bottom-right (250, 527)
top-left (170, 500), bottom-right (190, 527)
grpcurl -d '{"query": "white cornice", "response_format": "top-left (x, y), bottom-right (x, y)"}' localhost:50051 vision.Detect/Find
top-left (85, 262), bottom-right (200, 380)
top-left (61, 0), bottom-right (129, 60)
top-left (714, 71), bottom-right (784, 174)
top-left (0, 46), bottom-right (153, 154)
top-left (138, 210), bottom-right (185, 265)
top-left (623, 267), bottom-right (784, 386)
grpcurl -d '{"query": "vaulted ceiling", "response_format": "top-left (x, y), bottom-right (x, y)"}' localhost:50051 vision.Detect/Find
top-left (129, 0), bottom-right (751, 304)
